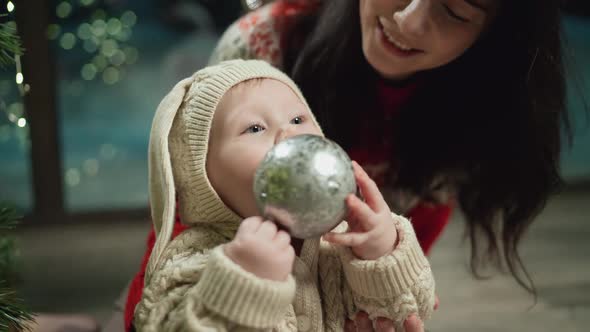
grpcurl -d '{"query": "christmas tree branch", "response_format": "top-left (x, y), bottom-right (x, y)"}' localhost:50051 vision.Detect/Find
top-left (0, 286), bottom-right (35, 332)
top-left (0, 205), bottom-right (34, 332)
top-left (0, 18), bottom-right (23, 67)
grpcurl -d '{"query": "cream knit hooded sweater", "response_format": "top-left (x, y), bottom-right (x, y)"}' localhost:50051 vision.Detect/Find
top-left (135, 60), bottom-right (435, 332)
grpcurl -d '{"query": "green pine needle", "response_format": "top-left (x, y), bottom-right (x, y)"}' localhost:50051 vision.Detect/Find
top-left (0, 21), bottom-right (23, 68)
top-left (0, 204), bottom-right (20, 282)
top-left (0, 204), bottom-right (33, 332)
top-left (0, 285), bottom-right (35, 332)
top-left (0, 205), bottom-right (20, 231)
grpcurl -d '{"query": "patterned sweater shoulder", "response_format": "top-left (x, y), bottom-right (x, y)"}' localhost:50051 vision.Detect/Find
top-left (209, 0), bottom-right (320, 68)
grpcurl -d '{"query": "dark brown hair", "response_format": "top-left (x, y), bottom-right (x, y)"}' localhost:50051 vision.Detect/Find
top-left (284, 0), bottom-right (573, 293)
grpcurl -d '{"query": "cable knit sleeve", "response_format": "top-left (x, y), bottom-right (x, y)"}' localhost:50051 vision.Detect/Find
top-left (336, 215), bottom-right (436, 328)
top-left (134, 230), bottom-right (296, 332)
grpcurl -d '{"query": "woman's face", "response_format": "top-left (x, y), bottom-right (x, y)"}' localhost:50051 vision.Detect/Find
top-left (359, 0), bottom-right (498, 80)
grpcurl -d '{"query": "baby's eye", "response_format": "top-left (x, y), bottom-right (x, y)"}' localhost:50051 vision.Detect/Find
top-left (290, 116), bottom-right (304, 125)
top-left (243, 124), bottom-right (266, 134)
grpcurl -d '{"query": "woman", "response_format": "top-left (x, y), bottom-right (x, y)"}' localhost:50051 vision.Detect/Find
top-left (125, 1), bottom-right (571, 331)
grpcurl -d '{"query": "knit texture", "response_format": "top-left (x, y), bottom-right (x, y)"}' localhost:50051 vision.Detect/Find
top-left (146, 59), bottom-right (320, 282)
top-left (138, 56), bottom-right (436, 331)
top-left (135, 215), bottom-right (435, 331)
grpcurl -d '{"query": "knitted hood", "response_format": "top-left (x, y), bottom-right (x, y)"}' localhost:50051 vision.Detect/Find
top-left (146, 59), bottom-right (320, 281)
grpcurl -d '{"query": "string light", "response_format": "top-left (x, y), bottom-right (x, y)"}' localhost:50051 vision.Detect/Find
top-left (7, 1), bottom-right (14, 12)
top-left (15, 53), bottom-right (28, 97)
top-left (17, 118), bottom-right (26, 127)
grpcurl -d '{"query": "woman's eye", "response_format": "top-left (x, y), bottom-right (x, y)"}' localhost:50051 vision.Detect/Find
top-left (244, 124), bottom-right (265, 134)
top-left (443, 5), bottom-right (469, 23)
top-left (290, 116), bottom-right (304, 125)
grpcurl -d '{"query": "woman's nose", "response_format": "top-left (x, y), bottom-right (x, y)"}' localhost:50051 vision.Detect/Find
top-left (393, 0), bottom-right (431, 37)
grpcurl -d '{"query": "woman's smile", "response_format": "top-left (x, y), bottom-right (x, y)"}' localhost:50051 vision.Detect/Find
top-left (377, 17), bottom-right (424, 57)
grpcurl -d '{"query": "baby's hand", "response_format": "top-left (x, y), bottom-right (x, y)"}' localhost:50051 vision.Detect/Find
top-left (224, 216), bottom-right (295, 281)
top-left (323, 161), bottom-right (398, 260)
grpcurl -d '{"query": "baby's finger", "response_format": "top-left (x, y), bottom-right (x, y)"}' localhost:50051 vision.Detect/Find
top-left (354, 311), bottom-right (373, 331)
top-left (323, 231), bottom-right (369, 247)
top-left (257, 220), bottom-right (278, 239)
top-left (237, 216), bottom-right (263, 235)
top-left (375, 317), bottom-right (395, 332)
top-left (352, 161), bottom-right (388, 213)
top-left (403, 315), bottom-right (424, 332)
top-left (347, 194), bottom-right (378, 229)
top-left (274, 230), bottom-right (291, 248)
top-left (344, 319), bottom-right (356, 332)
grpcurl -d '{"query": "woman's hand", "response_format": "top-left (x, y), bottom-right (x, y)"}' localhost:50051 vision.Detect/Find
top-left (323, 161), bottom-right (398, 260)
top-left (343, 296), bottom-right (438, 331)
top-left (344, 312), bottom-right (425, 332)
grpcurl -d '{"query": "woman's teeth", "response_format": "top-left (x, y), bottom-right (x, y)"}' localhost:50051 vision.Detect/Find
top-left (378, 17), bottom-right (413, 51)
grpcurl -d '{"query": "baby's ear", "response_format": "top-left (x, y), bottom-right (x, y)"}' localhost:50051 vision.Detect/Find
top-left (146, 76), bottom-right (195, 282)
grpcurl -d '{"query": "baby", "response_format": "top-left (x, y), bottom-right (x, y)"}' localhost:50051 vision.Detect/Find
top-left (135, 60), bottom-right (435, 331)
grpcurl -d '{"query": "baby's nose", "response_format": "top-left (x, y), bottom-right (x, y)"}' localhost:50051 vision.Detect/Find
top-left (275, 126), bottom-right (298, 144)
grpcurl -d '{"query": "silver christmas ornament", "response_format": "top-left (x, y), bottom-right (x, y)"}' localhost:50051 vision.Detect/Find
top-left (253, 134), bottom-right (356, 239)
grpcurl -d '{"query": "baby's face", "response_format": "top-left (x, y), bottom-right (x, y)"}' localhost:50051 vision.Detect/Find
top-left (207, 79), bottom-right (322, 218)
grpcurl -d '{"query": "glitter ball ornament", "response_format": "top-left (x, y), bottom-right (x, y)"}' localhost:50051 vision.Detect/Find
top-left (253, 134), bottom-right (356, 239)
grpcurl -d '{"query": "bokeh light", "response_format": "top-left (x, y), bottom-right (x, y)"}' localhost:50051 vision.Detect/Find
top-left (92, 54), bottom-right (108, 71)
top-left (102, 67), bottom-right (120, 84)
top-left (7, 102), bottom-right (24, 120)
top-left (107, 18), bottom-right (122, 36)
top-left (109, 50), bottom-right (126, 66)
top-left (83, 38), bottom-right (99, 53)
top-left (115, 27), bottom-right (132, 42)
top-left (81, 64), bottom-right (98, 80)
top-left (56, 2), bottom-right (73, 19)
top-left (77, 23), bottom-right (92, 40)
top-left (100, 39), bottom-right (118, 57)
top-left (65, 168), bottom-right (81, 187)
top-left (92, 19), bottom-right (107, 37)
top-left (83, 159), bottom-right (100, 176)
top-left (60, 32), bottom-right (77, 50)
top-left (121, 11), bottom-right (137, 27)
top-left (52, 4), bottom-right (138, 85)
